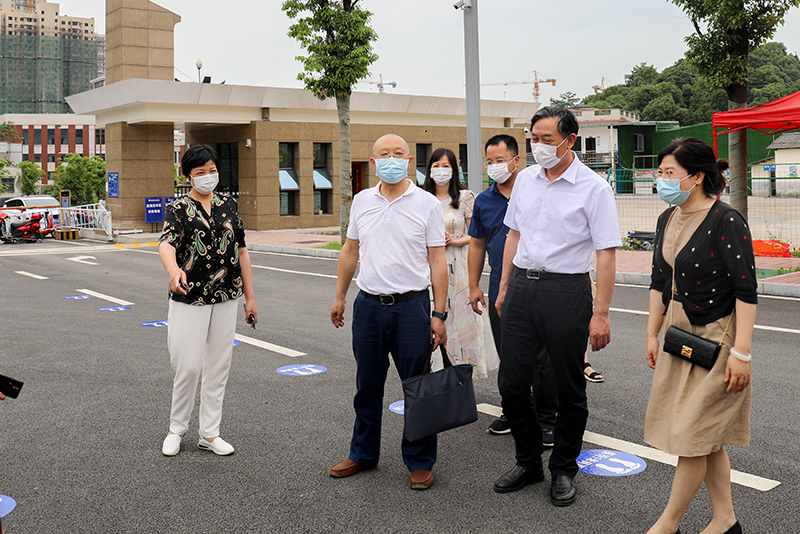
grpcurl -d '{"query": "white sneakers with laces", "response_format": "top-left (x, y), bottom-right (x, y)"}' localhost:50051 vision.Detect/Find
top-left (197, 436), bottom-right (235, 455)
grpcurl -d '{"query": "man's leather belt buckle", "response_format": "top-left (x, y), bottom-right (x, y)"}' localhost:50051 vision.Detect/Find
top-left (525, 269), bottom-right (540, 280)
top-left (379, 294), bottom-right (396, 305)
top-left (681, 345), bottom-right (693, 358)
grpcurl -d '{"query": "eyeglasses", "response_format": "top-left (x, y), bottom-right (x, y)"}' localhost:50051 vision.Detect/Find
top-left (483, 156), bottom-right (516, 168)
top-left (374, 152), bottom-right (409, 159)
top-left (653, 169), bottom-right (691, 183)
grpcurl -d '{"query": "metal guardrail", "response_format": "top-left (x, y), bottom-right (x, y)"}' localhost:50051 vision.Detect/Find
top-left (59, 203), bottom-right (113, 236)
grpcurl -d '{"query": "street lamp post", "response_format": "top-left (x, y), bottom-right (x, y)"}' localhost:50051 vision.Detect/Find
top-left (458, 0), bottom-right (483, 194)
top-left (196, 58), bottom-right (203, 83)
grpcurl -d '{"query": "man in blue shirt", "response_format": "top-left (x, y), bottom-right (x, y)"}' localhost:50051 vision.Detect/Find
top-left (467, 134), bottom-right (557, 444)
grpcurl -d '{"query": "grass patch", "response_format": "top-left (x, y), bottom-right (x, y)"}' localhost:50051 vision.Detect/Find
top-left (315, 241), bottom-right (343, 250)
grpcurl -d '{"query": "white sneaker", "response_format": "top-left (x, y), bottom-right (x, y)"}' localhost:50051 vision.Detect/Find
top-left (162, 433), bottom-right (182, 456)
top-left (197, 436), bottom-right (235, 456)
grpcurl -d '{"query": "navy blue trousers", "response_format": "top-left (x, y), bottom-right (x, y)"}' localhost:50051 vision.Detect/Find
top-left (499, 271), bottom-right (592, 477)
top-left (349, 291), bottom-right (437, 471)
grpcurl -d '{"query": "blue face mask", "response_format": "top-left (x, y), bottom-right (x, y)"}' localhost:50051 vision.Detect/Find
top-left (656, 174), bottom-right (695, 205)
top-left (375, 157), bottom-right (409, 184)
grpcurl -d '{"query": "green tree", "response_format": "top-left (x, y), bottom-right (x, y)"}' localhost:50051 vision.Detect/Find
top-left (549, 91), bottom-right (580, 108)
top-left (52, 154), bottom-right (107, 205)
top-left (670, 0), bottom-right (800, 219)
top-left (18, 161), bottom-right (44, 196)
top-left (0, 122), bottom-right (21, 143)
top-left (0, 159), bottom-right (11, 195)
top-left (282, 0), bottom-right (379, 243)
top-left (625, 63), bottom-right (659, 87)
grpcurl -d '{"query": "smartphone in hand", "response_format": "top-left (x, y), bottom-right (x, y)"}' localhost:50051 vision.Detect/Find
top-left (243, 303), bottom-right (256, 329)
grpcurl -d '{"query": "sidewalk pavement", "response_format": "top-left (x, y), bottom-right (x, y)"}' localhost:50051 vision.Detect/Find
top-left (115, 226), bottom-right (800, 298)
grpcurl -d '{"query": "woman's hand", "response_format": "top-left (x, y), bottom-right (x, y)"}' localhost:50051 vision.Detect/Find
top-left (168, 267), bottom-right (187, 295)
top-left (646, 335), bottom-right (660, 369)
top-left (244, 299), bottom-right (258, 327)
top-left (725, 352), bottom-right (751, 394)
top-left (445, 231), bottom-right (452, 246)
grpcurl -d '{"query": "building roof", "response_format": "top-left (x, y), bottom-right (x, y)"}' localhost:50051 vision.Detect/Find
top-left (65, 78), bottom-right (539, 129)
top-left (766, 132), bottom-right (800, 150)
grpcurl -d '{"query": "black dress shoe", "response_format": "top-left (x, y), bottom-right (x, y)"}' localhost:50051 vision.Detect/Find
top-left (550, 474), bottom-right (577, 506)
top-left (722, 522), bottom-right (742, 534)
top-left (493, 464), bottom-right (545, 493)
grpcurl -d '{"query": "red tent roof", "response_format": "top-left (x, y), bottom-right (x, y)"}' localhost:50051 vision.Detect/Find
top-left (711, 90), bottom-right (800, 154)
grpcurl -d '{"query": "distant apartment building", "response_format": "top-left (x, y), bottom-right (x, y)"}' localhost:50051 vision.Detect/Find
top-left (1, 113), bottom-right (105, 181)
top-left (0, 0), bottom-right (100, 113)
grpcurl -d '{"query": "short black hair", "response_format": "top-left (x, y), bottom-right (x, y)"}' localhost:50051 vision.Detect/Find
top-left (484, 134), bottom-right (518, 156)
top-left (182, 144), bottom-right (219, 177)
top-left (531, 105), bottom-right (579, 139)
top-left (658, 137), bottom-right (728, 196)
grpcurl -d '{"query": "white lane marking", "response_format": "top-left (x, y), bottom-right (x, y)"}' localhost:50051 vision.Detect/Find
top-left (249, 250), bottom-right (339, 262)
top-left (15, 270), bottom-right (48, 280)
top-left (0, 245), bottom-right (120, 257)
top-left (67, 255), bottom-right (99, 265)
top-left (76, 289), bottom-right (134, 306)
top-left (131, 249), bottom-right (159, 255)
top-left (480, 401), bottom-right (779, 491)
top-left (759, 294), bottom-right (800, 302)
top-left (583, 430), bottom-right (780, 492)
top-left (234, 334), bottom-right (306, 357)
top-left (610, 307), bottom-right (800, 335)
top-left (251, 264), bottom-right (337, 279)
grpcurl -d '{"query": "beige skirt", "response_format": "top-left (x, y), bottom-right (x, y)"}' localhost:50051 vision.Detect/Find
top-left (644, 299), bottom-right (751, 457)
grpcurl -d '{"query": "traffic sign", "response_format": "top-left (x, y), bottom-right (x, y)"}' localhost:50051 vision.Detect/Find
top-left (98, 306), bottom-right (131, 312)
top-left (65, 295), bottom-right (94, 300)
top-left (0, 494), bottom-right (16, 517)
top-left (389, 400), bottom-right (405, 414)
top-left (276, 364), bottom-right (327, 376)
top-left (577, 449), bottom-right (647, 476)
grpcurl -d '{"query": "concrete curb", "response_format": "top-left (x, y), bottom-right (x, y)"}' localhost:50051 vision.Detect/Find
top-left (246, 244), bottom-right (800, 298)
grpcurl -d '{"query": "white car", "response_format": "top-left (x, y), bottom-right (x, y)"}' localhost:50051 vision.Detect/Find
top-left (2, 195), bottom-right (60, 210)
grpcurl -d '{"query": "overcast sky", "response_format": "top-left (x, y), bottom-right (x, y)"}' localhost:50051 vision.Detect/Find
top-left (71, 0), bottom-right (800, 103)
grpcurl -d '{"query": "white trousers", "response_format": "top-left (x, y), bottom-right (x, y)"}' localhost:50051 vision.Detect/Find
top-left (167, 298), bottom-right (238, 438)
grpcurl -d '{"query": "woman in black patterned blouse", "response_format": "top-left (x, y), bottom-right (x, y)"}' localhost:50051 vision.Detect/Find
top-left (158, 144), bottom-right (258, 457)
top-left (644, 138), bottom-right (756, 534)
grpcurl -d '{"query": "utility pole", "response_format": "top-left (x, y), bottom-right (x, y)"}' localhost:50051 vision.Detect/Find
top-left (458, 0), bottom-right (483, 194)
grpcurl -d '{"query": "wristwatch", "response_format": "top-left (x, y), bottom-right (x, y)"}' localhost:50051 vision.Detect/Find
top-left (432, 311), bottom-right (448, 321)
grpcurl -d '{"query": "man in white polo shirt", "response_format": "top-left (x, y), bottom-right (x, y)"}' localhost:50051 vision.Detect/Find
top-left (329, 133), bottom-right (448, 491)
top-left (493, 106), bottom-right (621, 506)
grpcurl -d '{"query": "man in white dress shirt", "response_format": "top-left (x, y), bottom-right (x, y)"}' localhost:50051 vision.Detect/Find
top-left (492, 106), bottom-right (622, 505)
top-left (329, 134), bottom-right (449, 491)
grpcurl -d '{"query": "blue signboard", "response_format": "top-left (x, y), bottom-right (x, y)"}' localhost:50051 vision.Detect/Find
top-left (141, 321), bottom-right (168, 327)
top-left (99, 306), bottom-right (131, 312)
top-left (577, 449), bottom-right (647, 477)
top-left (389, 400), bottom-right (405, 414)
top-left (65, 295), bottom-right (94, 300)
top-left (0, 494), bottom-right (17, 517)
top-left (108, 172), bottom-right (119, 199)
top-left (276, 364), bottom-right (327, 376)
top-left (145, 197), bottom-right (164, 224)
top-left (763, 164), bottom-right (776, 171)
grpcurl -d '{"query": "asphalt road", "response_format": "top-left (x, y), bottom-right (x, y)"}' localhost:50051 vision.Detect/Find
top-left (0, 240), bottom-right (798, 533)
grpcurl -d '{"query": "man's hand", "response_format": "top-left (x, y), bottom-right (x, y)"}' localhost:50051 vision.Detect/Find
top-left (494, 288), bottom-right (506, 318)
top-left (431, 317), bottom-right (447, 349)
top-left (589, 311), bottom-right (611, 351)
top-left (469, 286), bottom-right (486, 314)
top-left (331, 298), bottom-right (346, 328)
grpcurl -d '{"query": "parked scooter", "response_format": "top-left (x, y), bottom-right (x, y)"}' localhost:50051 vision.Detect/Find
top-left (0, 210), bottom-right (45, 243)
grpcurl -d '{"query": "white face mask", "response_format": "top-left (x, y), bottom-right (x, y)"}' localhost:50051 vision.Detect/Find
top-left (487, 158), bottom-right (517, 184)
top-left (532, 138), bottom-right (568, 169)
top-left (430, 167), bottom-right (452, 186)
top-left (191, 173), bottom-right (219, 195)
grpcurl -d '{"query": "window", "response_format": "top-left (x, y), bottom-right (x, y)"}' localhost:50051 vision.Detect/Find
top-left (634, 133), bottom-right (645, 153)
top-left (459, 144), bottom-right (468, 184)
top-left (47, 154), bottom-right (55, 163)
top-left (22, 153), bottom-right (29, 161)
top-left (34, 154), bottom-right (41, 163)
top-left (416, 143), bottom-right (431, 185)
top-left (75, 128), bottom-right (83, 145)
top-left (46, 128), bottom-right (54, 146)
top-left (22, 127), bottom-right (27, 145)
top-left (61, 128), bottom-right (68, 145)
top-left (313, 143), bottom-right (333, 215)
top-left (216, 142), bottom-right (238, 194)
top-left (33, 128), bottom-right (41, 146)
top-left (279, 142), bottom-right (299, 216)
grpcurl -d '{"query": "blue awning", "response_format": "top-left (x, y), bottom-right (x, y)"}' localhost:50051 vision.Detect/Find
top-left (313, 169), bottom-right (333, 190)
top-left (416, 168), bottom-right (426, 185)
top-left (279, 169), bottom-right (300, 191)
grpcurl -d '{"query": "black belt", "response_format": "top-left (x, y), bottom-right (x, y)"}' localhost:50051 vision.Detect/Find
top-left (360, 289), bottom-right (428, 306)
top-left (515, 267), bottom-right (588, 280)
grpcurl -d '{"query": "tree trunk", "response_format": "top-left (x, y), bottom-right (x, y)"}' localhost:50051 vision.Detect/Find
top-left (727, 82), bottom-right (748, 221)
top-left (336, 93), bottom-right (353, 244)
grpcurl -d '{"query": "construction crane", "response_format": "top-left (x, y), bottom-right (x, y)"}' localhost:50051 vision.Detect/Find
top-left (479, 71), bottom-right (556, 103)
top-left (366, 74), bottom-right (397, 94)
top-left (592, 77), bottom-right (606, 94)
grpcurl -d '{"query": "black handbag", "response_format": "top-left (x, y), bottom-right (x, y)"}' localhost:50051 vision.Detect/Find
top-left (662, 212), bottom-right (733, 371)
top-left (402, 343), bottom-right (478, 442)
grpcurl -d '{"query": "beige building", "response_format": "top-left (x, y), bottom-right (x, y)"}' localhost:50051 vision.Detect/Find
top-left (65, 0), bottom-right (537, 232)
top-left (0, 0), bottom-right (95, 39)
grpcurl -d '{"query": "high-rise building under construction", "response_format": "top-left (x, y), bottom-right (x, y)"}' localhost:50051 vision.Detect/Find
top-left (0, 0), bottom-right (100, 114)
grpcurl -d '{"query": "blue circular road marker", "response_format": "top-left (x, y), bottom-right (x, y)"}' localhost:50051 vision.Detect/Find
top-left (0, 494), bottom-right (16, 517)
top-left (577, 449), bottom-right (647, 476)
top-left (65, 295), bottom-right (93, 300)
top-left (99, 306), bottom-right (131, 312)
top-left (276, 364), bottom-right (327, 376)
top-left (389, 400), bottom-right (405, 414)
top-left (141, 321), bottom-right (168, 327)
top-left (233, 339), bottom-right (242, 346)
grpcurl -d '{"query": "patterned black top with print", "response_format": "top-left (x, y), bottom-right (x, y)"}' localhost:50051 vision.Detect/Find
top-left (650, 200), bottom-right (758, 326)
top-left (159, 193), bottom-right (247, 305)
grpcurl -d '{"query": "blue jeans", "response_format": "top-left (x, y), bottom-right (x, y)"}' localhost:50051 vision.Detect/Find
top-left (349, 291), bottom-right (437, 471)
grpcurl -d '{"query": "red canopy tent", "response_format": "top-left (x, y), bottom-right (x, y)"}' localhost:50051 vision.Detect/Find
top-left (712, 90), bottom-right (800, 156)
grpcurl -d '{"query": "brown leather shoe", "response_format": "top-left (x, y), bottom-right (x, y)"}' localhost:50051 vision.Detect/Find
top-left (329, 458), bottom-right (376, 478)
top-left (409, 469), bottom-right (434, 490)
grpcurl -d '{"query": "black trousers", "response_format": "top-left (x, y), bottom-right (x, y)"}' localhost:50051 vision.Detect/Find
top-left (498, 270), bottom-right (592, 477)
top-left (489, 299), bottom-right (557, 429)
